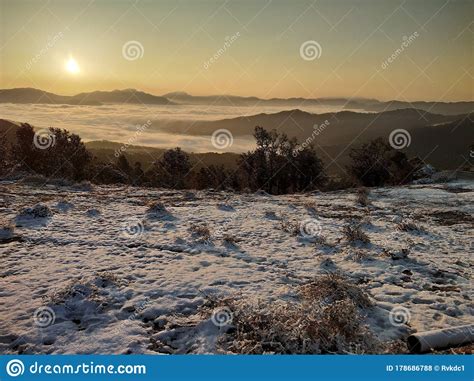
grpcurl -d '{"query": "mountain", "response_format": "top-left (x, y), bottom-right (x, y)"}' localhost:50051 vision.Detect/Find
top-left (2, 88), bottom-right (472, 115)
top-left (346, 99), bottom-right (474, 116)
top-left (0, 88), bottom-right (173, 106)
top-left (162, 91), bottom-right (378, 108)
top-left (69, 89), bottom-right (173, 105)
top-left (157, 108), bottom-right (466, 142)
top-left (163, 91), bottom-right (473, 115)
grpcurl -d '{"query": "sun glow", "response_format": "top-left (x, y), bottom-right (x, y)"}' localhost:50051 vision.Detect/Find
top-left (66, 57), bottom-right (80, 74)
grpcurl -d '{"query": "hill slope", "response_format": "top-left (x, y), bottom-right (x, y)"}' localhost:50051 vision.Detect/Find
top-left (0, 180), bottom-right (472, 353)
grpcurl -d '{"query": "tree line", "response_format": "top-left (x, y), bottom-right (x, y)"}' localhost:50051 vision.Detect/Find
top-left (0, 123), bottom-right (419, 193)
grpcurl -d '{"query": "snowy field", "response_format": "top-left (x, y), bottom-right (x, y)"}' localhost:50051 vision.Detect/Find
top-left (0, 180), bottom-right (472, 354)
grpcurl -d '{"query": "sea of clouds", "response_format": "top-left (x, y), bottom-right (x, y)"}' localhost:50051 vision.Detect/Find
top-left (0, 103), bottom-right (351, 152)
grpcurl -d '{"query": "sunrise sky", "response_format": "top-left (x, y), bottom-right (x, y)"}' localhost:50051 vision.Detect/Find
top-left (0, 0), bottom-right (472, 101)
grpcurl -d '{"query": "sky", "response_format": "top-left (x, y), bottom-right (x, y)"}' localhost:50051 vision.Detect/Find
top-left (0, 0), bottom-right (472, 101)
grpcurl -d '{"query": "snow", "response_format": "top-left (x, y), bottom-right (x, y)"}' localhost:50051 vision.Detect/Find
top-left (0, 180), bottom-right (472, 354)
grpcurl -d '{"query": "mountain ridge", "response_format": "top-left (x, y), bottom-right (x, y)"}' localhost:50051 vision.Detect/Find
top-left (1, 87), bottom-right (473, 115)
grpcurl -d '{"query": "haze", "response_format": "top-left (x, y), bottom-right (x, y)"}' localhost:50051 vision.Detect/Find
top-left (1, 0), bottom-right (472, 101)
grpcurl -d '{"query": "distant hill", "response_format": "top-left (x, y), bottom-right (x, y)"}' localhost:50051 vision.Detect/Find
top-left (0, 88), bottom-right (173, 106)
top-left (163, 91), bottom-right (473, 115)
top-left (1, 88), bottom-right (472, 115)
top-left (85, 140), bottom-right (239, 170)
top-left (157, 108), bottom-right (467, 142)
top-left (346, 99), bottom-right (474, 116)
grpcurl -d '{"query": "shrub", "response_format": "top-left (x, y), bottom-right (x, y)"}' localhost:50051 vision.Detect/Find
top-left (356, 187), bottom-right (370, 206)
top-left (348, 138), bottom-right (414, 187)
top-left (18, 204), bottom-right (53, 219)
top-left (12, 124), bottom-right (91, 181)
top-left (343, 223), bottom-right (370, 244)
top-left (204, 275), bottom-right (379, 354)
top-left (146, 148), bottom-right (191, 189)
top-left (239, 127), bottom-right (326, 194)
top-left (190, 223), bottom-right (211, 242)
top-left (397, 220), bottom-right (422, 232)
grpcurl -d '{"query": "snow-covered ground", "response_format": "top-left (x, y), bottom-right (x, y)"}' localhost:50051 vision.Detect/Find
top-left (0, 180), bottom-right (472, 354)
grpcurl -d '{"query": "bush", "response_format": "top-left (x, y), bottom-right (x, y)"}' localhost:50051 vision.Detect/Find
top-left (13, 124), bottom-right (91, 181)
top-left (348, 138), bottom-right (415, 187)
top-left (204, 274), bottom-right (379, 354)
top-left (239, 127), bottom-right (326, 194)
top-left (146, 148), bottom-right (191, 189)
top-left (343, 223), bottom-right (370, 244)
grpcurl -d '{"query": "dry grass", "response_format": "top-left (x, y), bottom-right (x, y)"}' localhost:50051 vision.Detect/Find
top-left (356, 187), bottom-right (370, 207)
top-left (222, 234), bottom-right (240, 245)
top-left (146, 202), bottom-right (168, 214)
top-left (346, 249), bottom-right (372, 262)
top-left (18, 204), bottom-right (53, 219)
top-left (397, 220), bottom-right (423, 232)
top-left (190, 223), bottom-right (211, 242)
top-left (279, 218), bottom-right (300, 236)
top-left (44, 273), bottom-right (125, 306)
top-left (300, 273), bottom-right (372, 309)
top-left (304, 202), bottom-right (317, 215)
top-left (343, 223), bottom-right (370, 244)
top-left (203, 274), bottom-right (380, 354)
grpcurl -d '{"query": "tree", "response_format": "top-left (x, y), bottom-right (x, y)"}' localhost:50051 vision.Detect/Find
top-left (348, 138), bottom-right (414, 186)
top-left (116, 154), bottom-right (131, 174)
top-left (12, 124), bottom-right (91, 180)
top-left (147, 148), bottom-right (192, 188)
top-left (43, 128), bottom-right (91, 180)
top-left (0, 135), bottom-right (9, 175)
top-left (131, 161), bottom-right (145, 186)
top-left (13, 123), bottom-right (41, 173)
top-left (239, 126), bottom-right (326, 194)
top-left (194, 164), bottom-right (236, 190)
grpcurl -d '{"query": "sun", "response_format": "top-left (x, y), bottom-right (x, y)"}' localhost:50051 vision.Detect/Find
top-left (66, 57), bottom-right (80, 74)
